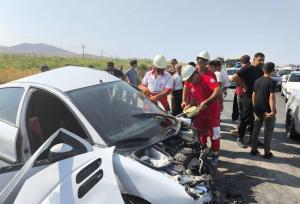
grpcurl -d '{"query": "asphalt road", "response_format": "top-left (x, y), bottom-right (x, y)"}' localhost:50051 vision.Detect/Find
top-left (213, 89), bottom-right (300, 204)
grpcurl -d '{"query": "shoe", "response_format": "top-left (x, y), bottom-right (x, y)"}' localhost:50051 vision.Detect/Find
top-left (236, 139), bottom-right (247, 148)
top-left (210, 154), bottom-right (219, 166)
top-left (230, 129), bottom-right (239, 137)
top-left (263, 152), bottom-right (273, 159)
top-left (258, 141), bottom-right (264, 147)
top-left (250, 150), bottom-right (260, 156)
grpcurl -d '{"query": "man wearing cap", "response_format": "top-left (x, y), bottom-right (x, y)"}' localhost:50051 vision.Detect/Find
top-left (139, 54), bottom-right (173, 111)
top-left (181, 51), bottom-right (216, 109)
top-left (182, 64), bottom-right (222, 165)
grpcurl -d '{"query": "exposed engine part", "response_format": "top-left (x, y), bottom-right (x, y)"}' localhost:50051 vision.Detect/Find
top-left (186, 182), bottom-right (212, 203)
top-left (131, 124), bottom-right (213, 202)
top-left (133, 147), bottom-right (172, 169)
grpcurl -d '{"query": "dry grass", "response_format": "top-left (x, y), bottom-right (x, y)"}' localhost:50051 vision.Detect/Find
top-left (0, 54), bottom-right (152, 84)
top-left (0, 68), bottom-right (39, 84)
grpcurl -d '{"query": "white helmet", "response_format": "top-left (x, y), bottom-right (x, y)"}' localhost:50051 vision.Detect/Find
top-left (197, 50), bottom-right (210, 60)
top-left (153, 54), bottom-right (166, 69)
top-left (182, 65), bottom-right (196, 81)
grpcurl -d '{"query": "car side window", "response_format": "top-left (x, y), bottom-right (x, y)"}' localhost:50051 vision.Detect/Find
top-left (0, 87), bottom-right (24, 125)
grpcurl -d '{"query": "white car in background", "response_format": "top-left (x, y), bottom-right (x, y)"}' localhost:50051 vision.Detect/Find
top-left (286, 90), bottom-right (300, 139)
top-left (278, 67), bottom-right (293, 82)
top-left (281, 71), bottom-right (300, 101)
top-left (226, 67), bottom-right (240, 88)
top-left (0, 66), bottom-right (212, 204)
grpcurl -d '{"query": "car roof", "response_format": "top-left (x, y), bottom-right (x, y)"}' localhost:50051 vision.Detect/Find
top-left (11, 66), bottom-right (120, 92)
top-left (291, 71), bottom-right (300, 74)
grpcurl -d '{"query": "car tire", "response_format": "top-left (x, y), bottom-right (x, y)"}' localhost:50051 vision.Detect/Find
top-left (286, 111), bottom-right (299, 140)
top-left (122, 194), bottom-right (151, 204)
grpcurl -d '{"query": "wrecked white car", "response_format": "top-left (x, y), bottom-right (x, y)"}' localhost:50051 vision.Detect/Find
top-left (286, 90), bottom-right (300, 139)
top-left (0, 66), bottom-right (213, 204)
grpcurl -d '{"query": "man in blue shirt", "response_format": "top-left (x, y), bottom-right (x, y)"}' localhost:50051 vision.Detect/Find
top-left (125, 59), bottom-right (138, 86)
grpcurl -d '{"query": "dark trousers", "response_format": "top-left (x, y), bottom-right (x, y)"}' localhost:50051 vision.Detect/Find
top-left (172, 89), bottom-right (183, 116)
top-left (232, 92), bottom-right (239, 122)
top-left (238, 94), bottom-right (254, 141)
top-left (251, 114), bottom-right (275, 151)
top-left (237, 95), bottom-right (243, 120)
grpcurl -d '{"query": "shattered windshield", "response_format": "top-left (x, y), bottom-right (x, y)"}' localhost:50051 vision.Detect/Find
top-left (68, 81), bottom-right (175, 146)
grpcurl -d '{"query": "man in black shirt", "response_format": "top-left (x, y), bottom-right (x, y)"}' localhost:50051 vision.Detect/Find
top-left (251, 62), bottom-right (276, 158)
top-left (232, 53), bottom-right (265, 148)
top-left (105, 61), bottom-right (125, 80)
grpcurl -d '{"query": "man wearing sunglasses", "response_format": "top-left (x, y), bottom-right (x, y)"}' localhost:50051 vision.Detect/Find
top-left (232, 53), bottom-right (265, 148)
top-left (139, 54), bottom-right (173, 111)
top-left (182, 64), bottom-right (222, 165)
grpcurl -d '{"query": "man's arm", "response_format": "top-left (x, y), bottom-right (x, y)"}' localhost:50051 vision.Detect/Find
top-left (231, 74), bottom-right (247, 90)
top-left (265, 81), bottom-right (277, 118)
top-left (265, 93), bottom-right (276, 118)
top-left (150, 89), bottom-right (172, 102)
top-left (204, 86), bottom-right (222, 105)
top-left (252, 91), bottom-right (256, 106)
top-left (138, 83), bottom-right (148, 91)
top-left (215, 72), bottom-right (223, 88)
top-left (198, 86), bottom-right (221, 111)
top-left (181, 84), bottom-right (188, 108)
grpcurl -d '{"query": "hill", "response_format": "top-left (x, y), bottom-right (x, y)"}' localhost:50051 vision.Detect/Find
top-left (0, 43), bottom-right (98, 58)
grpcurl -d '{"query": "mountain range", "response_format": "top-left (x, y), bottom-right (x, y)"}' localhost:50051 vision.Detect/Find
top-left (0, 43), bottom-right (98, 58)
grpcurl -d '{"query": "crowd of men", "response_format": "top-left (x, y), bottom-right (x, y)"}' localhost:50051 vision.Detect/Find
top-left (105, 51), bottom-right (277, 165)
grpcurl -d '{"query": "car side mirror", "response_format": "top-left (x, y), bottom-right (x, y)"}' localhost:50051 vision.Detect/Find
top-left (48, 143), bottom-right (77, 163)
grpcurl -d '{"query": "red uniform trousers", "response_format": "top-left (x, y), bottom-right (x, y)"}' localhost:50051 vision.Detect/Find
top-left (193, 115), bottom-right (220, 152)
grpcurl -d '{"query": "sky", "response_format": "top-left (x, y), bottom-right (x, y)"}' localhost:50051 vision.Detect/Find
top-left (0, 0), bottom-right (299, 64)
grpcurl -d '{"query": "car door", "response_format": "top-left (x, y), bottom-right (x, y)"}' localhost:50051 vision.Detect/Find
top-left (0, 87), bottom-right (27, 191)
top-left (0, 128), bottom-right (125, 204)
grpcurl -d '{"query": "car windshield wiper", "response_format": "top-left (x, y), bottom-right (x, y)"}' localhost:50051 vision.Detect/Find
top-left (131, 112), bottom-right (176, 121)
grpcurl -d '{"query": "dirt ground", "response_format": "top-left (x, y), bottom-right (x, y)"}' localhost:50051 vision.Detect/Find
top-left (213, 89), bottom-right (300, 204)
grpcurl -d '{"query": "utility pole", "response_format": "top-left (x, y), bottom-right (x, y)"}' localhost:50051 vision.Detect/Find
top-left (82, 44), bottom-right (85, 60)
top-left (100, 50), bottom-right (103, 58)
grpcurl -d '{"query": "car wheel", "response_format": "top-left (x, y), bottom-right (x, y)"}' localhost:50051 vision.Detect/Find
top-left (286, 111), bottom-right (299, 140)
top-left (122, 194), bottom-right (151, 204)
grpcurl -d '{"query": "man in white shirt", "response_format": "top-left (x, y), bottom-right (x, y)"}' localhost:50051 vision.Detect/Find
top-left (172, 64), bottom-right (183, 115)
top-left (210, 60), bottom-right (228, 112)
top-left (139, 54), bottom-right (173, 111)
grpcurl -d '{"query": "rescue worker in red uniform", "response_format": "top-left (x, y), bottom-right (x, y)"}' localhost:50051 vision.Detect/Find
top-left (182, 64), bottom-right (222, 166)
top-left (139, 54), bottom-right (173, 111)
top-left (181, 51), bottom-right (216, 109)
